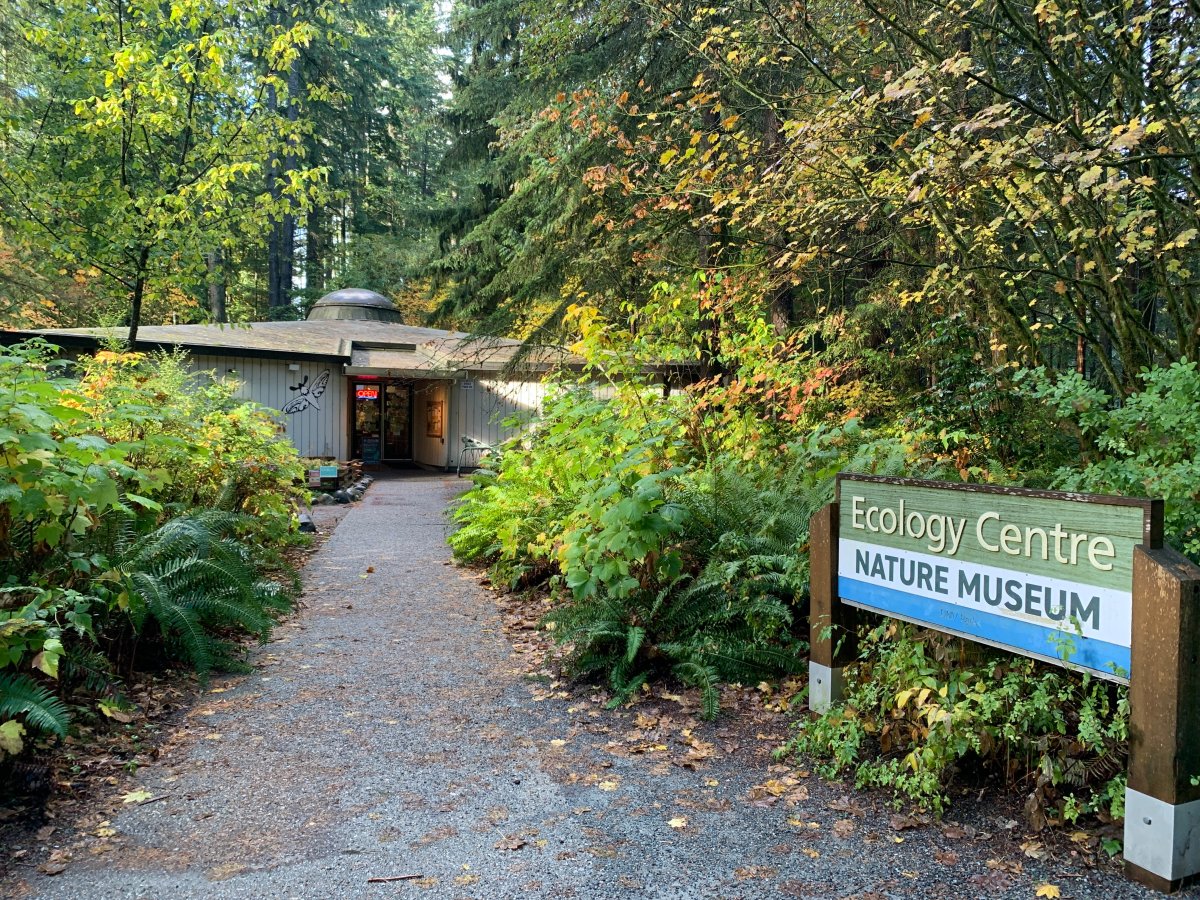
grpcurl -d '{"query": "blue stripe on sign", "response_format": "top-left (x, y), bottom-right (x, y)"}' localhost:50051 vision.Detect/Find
top-left (838, 577), bottom-right (1131, 678)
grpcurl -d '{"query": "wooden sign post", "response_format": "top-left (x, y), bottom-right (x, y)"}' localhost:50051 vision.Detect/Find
top-left (807, 474), bottom-right (1200, 892)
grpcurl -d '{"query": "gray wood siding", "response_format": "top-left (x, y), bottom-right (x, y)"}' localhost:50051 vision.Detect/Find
top-left (188, 355), bottom-right (348, 459)
top-left (412, 380), bottom-right (451, 468)
top-left (448, 379), bottom-right (547, 466)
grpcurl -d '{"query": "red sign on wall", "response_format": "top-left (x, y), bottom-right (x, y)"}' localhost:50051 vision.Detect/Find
top-left (355, 385), bottom-right (379, 400)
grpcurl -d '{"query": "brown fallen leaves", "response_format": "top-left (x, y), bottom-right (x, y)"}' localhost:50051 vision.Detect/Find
top-left (36, 849), bottom-right (71, 876)
top-left (746, 765), bottom-right (810, 807)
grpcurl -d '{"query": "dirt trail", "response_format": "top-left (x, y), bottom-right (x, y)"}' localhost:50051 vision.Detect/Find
top-left (3, 473), bottom-right (1174, 899)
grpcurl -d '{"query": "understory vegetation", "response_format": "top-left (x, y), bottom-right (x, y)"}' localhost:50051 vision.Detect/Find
top-left (451, 305), bottom-right (1200, 827)
top-left (439, 0), bottom-right (1200, 836)
top-left (0, 340), bottom-right (305, 764)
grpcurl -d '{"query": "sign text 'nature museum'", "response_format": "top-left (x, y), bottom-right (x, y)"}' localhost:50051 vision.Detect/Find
top-left (835, 474), bottom-right (1161, 681)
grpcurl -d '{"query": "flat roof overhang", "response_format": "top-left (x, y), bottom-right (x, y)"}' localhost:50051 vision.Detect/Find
top-left (0, 329), bottom-right (354, 364)
top-left (345, 367), bottom-right (458, 378)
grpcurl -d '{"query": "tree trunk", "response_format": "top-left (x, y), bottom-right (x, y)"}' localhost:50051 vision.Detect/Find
top-left (762, 105), bottom-right (792, 336)
top-left (206, 249), bottom-right (227, 323)
top-left (306, 212), bottom-right (325, 297)
top-left (696, 99), bottom-right (723, 381)
top-left (126, 246), bottom-right (151, 344)
top-left (266, 2), bottom-right (300, 319)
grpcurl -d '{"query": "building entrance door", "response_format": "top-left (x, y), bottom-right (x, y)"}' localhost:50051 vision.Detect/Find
top-left (351, 380), bottom-right (413, 463)
top-left (352, 383), bottom-right (382, 462)
top-left (382, 382), bottom-right (412, 460)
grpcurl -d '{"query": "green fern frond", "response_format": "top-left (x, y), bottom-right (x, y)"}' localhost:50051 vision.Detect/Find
top-left (0, 672), bottom-right (70, 738)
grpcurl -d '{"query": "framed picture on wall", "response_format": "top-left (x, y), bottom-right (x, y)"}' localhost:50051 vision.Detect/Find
top-left (425, 399), bottom-right (444, 438)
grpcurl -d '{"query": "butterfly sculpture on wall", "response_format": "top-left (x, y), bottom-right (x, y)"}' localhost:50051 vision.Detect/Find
top-left (283, 370), bottom-right (330, 414)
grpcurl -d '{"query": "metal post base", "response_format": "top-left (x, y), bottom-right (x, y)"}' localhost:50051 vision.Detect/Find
top-left (1124, 788), bottom-right (1200, 891)
top-left (808, 661), bottom-right (847, 714)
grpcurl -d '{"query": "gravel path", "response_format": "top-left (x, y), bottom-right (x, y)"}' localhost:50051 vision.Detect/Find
top-left (5, 473), bottom-right (1186, 899)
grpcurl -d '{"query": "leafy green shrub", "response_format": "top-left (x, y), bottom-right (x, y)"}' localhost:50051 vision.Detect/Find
top-left (450, 381), bottom-right (691, 590)
top-left (0, 340), bottom-right (154, 580)
top-left (785, 621), bottom-right (1129, 819)
top-left (75, 348), bottom-right (306, 542)
top-left (0, 340), bottom-right (303, 757)
top-left (1022, 361), bottom-right (1200, 560)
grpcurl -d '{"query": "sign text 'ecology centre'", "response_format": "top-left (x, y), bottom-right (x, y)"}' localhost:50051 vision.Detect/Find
top-left (835, 474), bottom-right (1161, 680)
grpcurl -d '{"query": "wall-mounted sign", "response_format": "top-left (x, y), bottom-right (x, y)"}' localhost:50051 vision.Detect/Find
top-left (356, 385), bottom-right (380, 400)
top-left (425, 399), bottom-right (444, 438)
top-left (318, 465), bottom-right (338, 479)
top-left (836, 474), bottom-right (1160, 681)
top-left (283, 370), bottom-right (331, 414)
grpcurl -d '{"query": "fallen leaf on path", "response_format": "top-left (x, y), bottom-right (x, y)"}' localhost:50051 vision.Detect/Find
top-left (890, 812), bottom-right (929, 830)
top-left (828, 797), bottom-right (867, 817)
top-left (801, 847), bottom-right (820, 859)
top-left (668, 817), bottom-right (688, 829)
top-left (833, 819), bottom-right (856, 839)
top-left (734, 865), bottom-right (778, 880)
top-left (986, 858), bottom-right (1023, 874)
top-left (494, 835), bottom-right (527, 851)
top-left (934, 849), bottom-right (958, 866)
top-left (1021, 840), bottom-right (1049, 860)
top-left (597, 778), bottom-right (620, 792)
top-left (787, 817), bottom-right (820, 829)
top-left (121, 790), bottom-right (153, 804)
top-left (98, 704), bottom-right (134, 723)
top-left (1035, 885), bottom-right (1061, 899)
top-left (968, 870), bottom-right (1012, 891)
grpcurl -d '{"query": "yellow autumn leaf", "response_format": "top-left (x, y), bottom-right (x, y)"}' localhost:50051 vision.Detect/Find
top-left (0, 721), bottom-right (25, 756)
top-left (121, 790), bottom-right (153, 804)
top-left (668, 816), bottom-right (688, 829)
top-left (1035, 885), bottom-right (1061, 898)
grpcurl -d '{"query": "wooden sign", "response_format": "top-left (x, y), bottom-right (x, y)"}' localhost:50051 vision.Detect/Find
top-left (807, 474), bottom-right (1200, 893)
top-left (836, 474), bottom-right (1160, 681)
